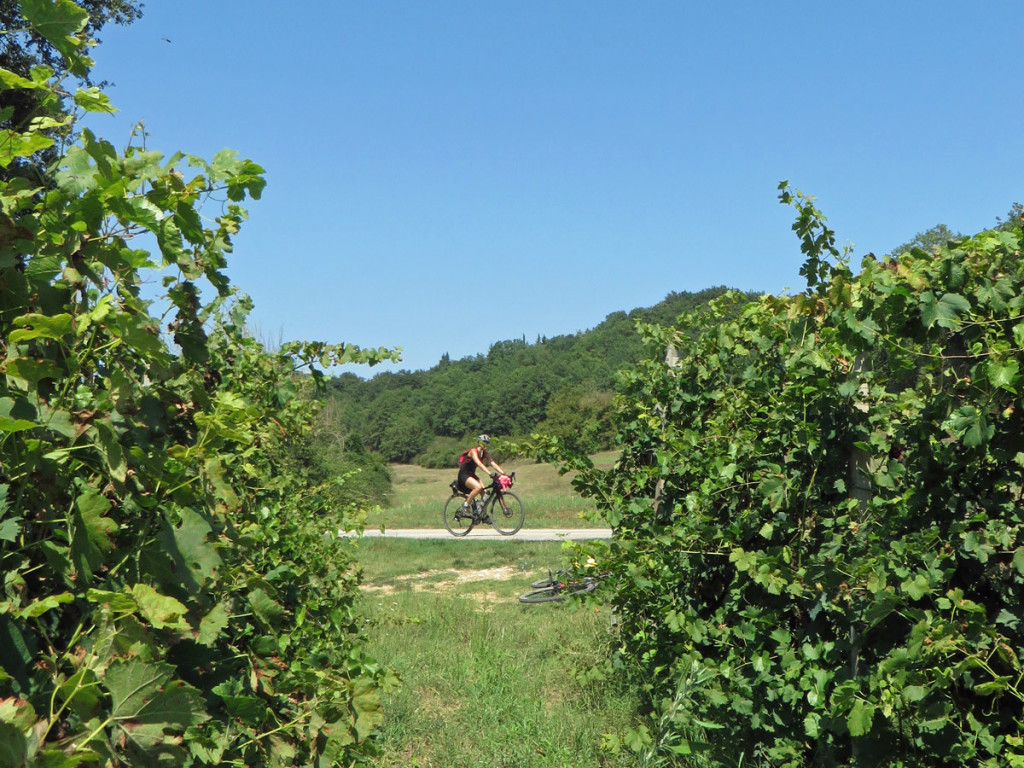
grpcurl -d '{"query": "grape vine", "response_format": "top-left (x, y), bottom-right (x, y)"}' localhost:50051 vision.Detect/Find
top-left (556, 185), bottom-right (1024, 766)
top-left (1, 2), bottom-right (398, 765)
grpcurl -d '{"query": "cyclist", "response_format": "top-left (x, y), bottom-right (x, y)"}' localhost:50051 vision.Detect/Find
top-left (458, 434), bottom-right (505, 517)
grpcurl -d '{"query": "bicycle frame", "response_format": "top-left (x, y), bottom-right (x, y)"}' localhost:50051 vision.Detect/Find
top-left (450, 472), bottom-right (514, 514)
top-left (518, 570), bottom-right (601, 603)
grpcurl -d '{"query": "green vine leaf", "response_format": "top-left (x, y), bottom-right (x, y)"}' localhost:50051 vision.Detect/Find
top-left (987, 359), bottom-right (1020, 393)
top-left (920, 290), bottom-right (972, 329)
top-left (0, 485), bottom-right (18, 543)
top-left (847, 699), bottom-right (876, 737)
top-left (19, 593), bottom-right (73, 619)
top-left (20, 0), bottom-right (89, 51)
top-left (1013, 549), bottom-right (1024, 578)
top-left (105, 659), bottom-right (208, 754)
top-left (197, 604), bottom-right (229, 646)
top-left (248, 588), bottom-right (284, 627)
top-left (943, 405), bottom-right (994, 448)
top-left (73, 86), bottom-right (116, 114)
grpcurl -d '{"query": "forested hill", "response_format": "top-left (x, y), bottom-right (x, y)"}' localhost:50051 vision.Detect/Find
top-left (326, 286), bottom-right (750, 464)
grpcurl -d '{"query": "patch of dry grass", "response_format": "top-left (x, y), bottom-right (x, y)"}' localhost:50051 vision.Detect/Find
top-left (361, 565), bottom-right (521, 595)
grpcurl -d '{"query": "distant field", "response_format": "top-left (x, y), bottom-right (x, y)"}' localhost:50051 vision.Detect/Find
top-left (367, 450), bottom-right (618, 529)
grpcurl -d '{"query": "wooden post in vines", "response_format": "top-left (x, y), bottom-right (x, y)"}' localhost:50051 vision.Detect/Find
top-left (848, 354), bottom-right (872, 760)
top-left (848, 355), bottom-right (873, 510)
top-left (653, 342), bottom-right (681, 518)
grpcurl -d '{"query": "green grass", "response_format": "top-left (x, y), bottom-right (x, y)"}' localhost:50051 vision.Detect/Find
top-left (356, 538), bottom-right (644, 767)
top-left (371, 451), bottom-right (617, 530)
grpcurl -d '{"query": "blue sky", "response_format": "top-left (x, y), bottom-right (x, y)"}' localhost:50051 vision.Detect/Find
top-left (86, 2), bottom-right (1023, 375)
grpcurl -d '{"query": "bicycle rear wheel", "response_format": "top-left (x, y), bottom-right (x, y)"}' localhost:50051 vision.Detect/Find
top-left (443, 495), bottom-right (473, 536)
top-left (489, 491), bottom-right (524, 535)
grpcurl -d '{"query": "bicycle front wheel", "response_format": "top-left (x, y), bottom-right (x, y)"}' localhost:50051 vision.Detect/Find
top-left (489, 491), bottom-right (524, 535)
top-left (443, 495), bottom-right (473, 536)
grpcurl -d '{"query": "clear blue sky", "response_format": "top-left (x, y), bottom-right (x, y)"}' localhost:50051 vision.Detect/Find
top-left (87, 1), bottom-right (1023, 375)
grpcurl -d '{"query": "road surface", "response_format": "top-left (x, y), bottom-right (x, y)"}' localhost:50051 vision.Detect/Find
top-left (343, 528), bottom-right (612, 541)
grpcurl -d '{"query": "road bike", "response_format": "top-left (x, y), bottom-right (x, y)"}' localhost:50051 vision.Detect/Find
top-left (517, 568), bottom-right (605, 603)
top-left (443, 472), bottom-right (524, 536)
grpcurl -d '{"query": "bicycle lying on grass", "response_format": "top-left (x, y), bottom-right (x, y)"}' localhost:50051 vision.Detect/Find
top-left (443, 472), bottom-right (524, 536)
top-left (517, 568), bottom-right (606, 603)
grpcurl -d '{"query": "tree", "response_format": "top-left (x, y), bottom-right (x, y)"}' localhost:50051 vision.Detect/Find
top-left (1, 0), bottom-right (143, 182)
top-left (886, 204), bottom-right (1024, 254)
top-left (885, 222), bottom-right (963, 258)
top-left (536, 385), bottom-right (614, 454)
top-left (996, 202), bottom-right (1023, 230)
top-left (0, 0), bottom-right (141, 81)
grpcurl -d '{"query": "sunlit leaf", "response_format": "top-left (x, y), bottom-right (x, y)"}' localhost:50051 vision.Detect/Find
top-left (986, 359), bottom-right (1020, 392)
top-left (197, 604), bottom-right (229, 646)
top-left (20, 0), bottom-right (89, 46)
top-left (248, 588), bottom-right (284, 627)
top-left (847, 699), bottom-right (875, 737)
top-left (19, 593), bottom-right (73, 619)
top-left (130, 584), bottom-right (188, 630)
top-left (73, 86), bottom-right (116, 114)
top-left (8, 313), bottom-right (73, 342)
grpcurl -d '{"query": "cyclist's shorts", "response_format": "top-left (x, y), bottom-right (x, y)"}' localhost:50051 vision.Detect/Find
top-left (456, 466), bottom-right (478, 493)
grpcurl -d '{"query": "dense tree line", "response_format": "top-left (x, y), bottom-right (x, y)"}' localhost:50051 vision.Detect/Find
top-left (326, 287), bottom-right (750, 464)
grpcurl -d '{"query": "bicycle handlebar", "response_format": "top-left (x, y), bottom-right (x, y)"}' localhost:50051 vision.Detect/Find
top-left (490, 471), bottom-right (515, 489)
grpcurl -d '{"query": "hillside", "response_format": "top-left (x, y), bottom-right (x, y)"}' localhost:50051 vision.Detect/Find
top-left (326, 286), bottom-right (753, 463)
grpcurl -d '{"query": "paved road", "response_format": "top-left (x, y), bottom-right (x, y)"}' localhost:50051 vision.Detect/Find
top-left (344, 528), bottom-right (612, 541)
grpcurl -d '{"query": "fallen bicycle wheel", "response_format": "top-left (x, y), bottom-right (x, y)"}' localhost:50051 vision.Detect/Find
top-left (518, 578), bottom-right (598, 604)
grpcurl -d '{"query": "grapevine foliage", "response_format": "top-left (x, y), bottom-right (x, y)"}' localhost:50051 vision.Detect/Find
top-left (1, 3), bottom-right (398, 765)
top-left (559, 186), bottom-right (1024, 766)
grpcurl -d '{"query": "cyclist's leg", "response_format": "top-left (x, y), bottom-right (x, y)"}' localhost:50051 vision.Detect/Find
top-left (463, 474), bottom-right (484, 507)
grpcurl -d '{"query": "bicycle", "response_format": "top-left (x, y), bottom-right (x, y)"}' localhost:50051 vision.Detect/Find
top-left (443, 471), bottom-right (525, 536)
top-left (517, 568), bottom-right (604, 603)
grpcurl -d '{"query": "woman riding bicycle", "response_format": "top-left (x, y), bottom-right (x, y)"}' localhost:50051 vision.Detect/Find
top-left (458, 434), bottom-right (505, 516)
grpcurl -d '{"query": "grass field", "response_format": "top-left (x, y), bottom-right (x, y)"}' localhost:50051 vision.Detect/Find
top-left (356, 537), bottom-right (644, 767)
top-left (368, 450), bottom-right (618, 530)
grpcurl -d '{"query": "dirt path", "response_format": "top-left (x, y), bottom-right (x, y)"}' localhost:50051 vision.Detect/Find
top-left (348, 527), bottom-right (612, 540)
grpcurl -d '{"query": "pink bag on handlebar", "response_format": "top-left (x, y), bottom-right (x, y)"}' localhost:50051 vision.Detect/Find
top-left (498, 474), bottom-right (513, 490)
